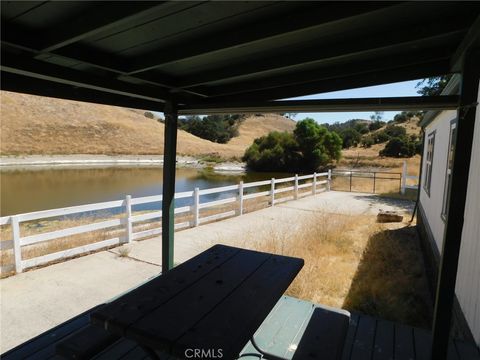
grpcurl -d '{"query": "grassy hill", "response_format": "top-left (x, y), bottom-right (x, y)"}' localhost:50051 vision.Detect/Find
top-left (0, 91), bottom-right (295, 159)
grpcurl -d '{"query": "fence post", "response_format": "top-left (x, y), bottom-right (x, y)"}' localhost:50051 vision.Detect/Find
top-left (271, 178), bottom-right (275, 206)
top-left (125, 195), bottom-right (132, 243)
top-left (238, 182), bottom-right (244, 215)
top-left (312, 172), bottom-right (317, 195)
top-left (193, 187), bottom-right (200, 226)
top-left (328, 169), bottom-right (332, 191)
top-left (11, 216), bottom-right (22, 273)
top-left (294, 174), bottom-right (299, 200)
top-left (401, 160), bottom-right (407, 194)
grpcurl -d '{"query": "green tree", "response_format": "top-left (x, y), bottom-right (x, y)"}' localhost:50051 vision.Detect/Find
top-left (416, 75), bottom-right (452, 96)
top-left (243, 118), bottom-right (342, 172)
top-left (380, 137), bottom-right (417, 158)
top-left (341, 128), bottom-right (361, 148)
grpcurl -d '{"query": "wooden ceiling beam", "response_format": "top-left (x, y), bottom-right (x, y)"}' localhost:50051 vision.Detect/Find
top-left (1, 52), bottom-right (169, 103)
top-left (39, 2), bottom-right (169, 52)
top-left (0, 72), bottom-right (165, 112)
top-left (195, 48), bottom-right (454, 98)
top-left (178, 96), bottom-right (460, 115)
top-left (203, 59), bottom-right (452, 103)
top-left (126, 2), bottom-right (400, 75)
top-left (177, 22), bottom-right (466, 88)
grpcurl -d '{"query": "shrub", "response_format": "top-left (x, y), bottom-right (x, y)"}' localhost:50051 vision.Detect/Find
top-left (243, 118), bottom-right (342, 172)
top-left (361, 136), bottom-right (375, 148)
top-left (383, 125), bottom-right (407, 138)
top-left (178, 114), bottom-right (244, 143)
top-left (379, 137), bottom-right (417, 158)
top-left (368, 121), bottom-right (385, 131)
top-left (341, 128), bottom-right (362, 148)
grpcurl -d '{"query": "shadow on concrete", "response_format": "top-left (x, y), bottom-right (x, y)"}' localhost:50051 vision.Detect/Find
top-left (352, 194), bottom-right (415, 214)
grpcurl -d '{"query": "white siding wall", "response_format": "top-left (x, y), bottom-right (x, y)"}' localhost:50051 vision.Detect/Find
top-left (420, 110), bottom-right (456, 250)
top-left (420, 83), bottom-right (480, 346)
top-left (455, 82), bottom-right (480, 346)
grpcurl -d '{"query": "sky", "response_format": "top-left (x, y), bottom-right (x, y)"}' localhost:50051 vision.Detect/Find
top-left (285, 79), bottom-right (423, 124)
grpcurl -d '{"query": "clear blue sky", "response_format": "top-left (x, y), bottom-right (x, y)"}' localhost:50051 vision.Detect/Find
top-left (285, 79), bottom-right (423, 124)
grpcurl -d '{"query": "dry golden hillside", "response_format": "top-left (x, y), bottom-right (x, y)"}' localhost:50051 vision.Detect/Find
top-left (0, 91), bottom-right (295, 159)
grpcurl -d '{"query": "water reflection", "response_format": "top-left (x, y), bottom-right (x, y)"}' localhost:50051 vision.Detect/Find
top-left (0, 167), bottom-right (291, 216)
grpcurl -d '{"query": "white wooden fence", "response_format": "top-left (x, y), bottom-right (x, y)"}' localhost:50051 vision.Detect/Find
top-left (401, 160), bottom-right (420, 194)
top-left (0, 171), bottom-right (331, 274)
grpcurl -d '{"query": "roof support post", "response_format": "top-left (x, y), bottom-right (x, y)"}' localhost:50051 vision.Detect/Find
top-left (161, 100), bottom-right (178, 273)
top-left (430, 48), bottom-right (480, 360)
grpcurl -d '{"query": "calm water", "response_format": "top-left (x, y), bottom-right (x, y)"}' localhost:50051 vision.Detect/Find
top-left (0, 167), bottom-right (291, 216)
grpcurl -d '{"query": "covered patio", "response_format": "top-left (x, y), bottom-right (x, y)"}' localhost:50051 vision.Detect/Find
top-left (2, 2), bottom-right (480, 359)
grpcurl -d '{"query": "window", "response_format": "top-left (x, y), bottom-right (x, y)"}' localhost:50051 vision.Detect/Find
top-left (441, 120), bottom-right (457, 219)
top-left (424, 131), bottom-right (436, 195)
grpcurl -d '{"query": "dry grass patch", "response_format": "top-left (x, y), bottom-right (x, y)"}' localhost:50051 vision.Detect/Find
top-left (216, 211), bottom-right (431, 328)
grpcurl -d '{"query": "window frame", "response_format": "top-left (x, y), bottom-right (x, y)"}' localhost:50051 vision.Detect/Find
top-left (423, 130), bottom-right (436, 196)
top-left (441, 119), bottom-right (457, 221)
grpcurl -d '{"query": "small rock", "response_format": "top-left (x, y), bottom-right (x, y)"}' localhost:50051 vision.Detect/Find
top-left (377, 209), bottom-right (403, 223)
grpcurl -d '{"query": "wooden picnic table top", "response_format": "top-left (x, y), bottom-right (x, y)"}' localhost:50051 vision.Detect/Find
top-left (91, 244), bottom-right (304, 359)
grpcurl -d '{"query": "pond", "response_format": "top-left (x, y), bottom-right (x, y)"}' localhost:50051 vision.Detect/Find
top-left (0, 167), bottom-right (292, 216)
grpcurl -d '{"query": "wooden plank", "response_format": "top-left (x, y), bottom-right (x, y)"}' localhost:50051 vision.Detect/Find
top-left (1, 308), bottom-right (95, 360)
top-left (21, 237), bottom-right (122, 269)
top-left (275, 177), bottom-right (296, 184)
top-left (21, 218), bottom-right (123, 246)
top-left (454, 340), bottom-right (480, 360)
top-left (0, 216), bottom-right (10, 225)
top-left (174, 190), bottom-right (194, 199)
top-left (92, 339), bottom-right (138, 360)
top-left (350, 315), bottom-right (376, 360)
top-left (341, 313), bottom-right (360, 360)
top-left (413, 328), bottom-right (432, 360)
top-left (91, 245), bottom-right (240, 332)
top-left (199, 184), bottom-right (239, 195)
top-left (292, 306), bottom-right (350, 360)
top-left (127, 249), bottom-right (272, 348)
top-left (56, 325), bottom-right (119, 359)
top-left (130, 194), bottom-right (162, 205)
top-left (172, 253), bottom-right (303, 359)
top-left (372, 320), bottom-right (394, 360)
top-left (394, 323), bottom-right (415, 360)
top-left (243, 180), bottom-right (271, 188)
top-left (15, 199), bottom-right (125, 222)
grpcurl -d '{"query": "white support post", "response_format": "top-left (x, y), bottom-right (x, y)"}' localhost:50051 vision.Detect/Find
top-left (312, 172), bottom-right (317, 195)
top-left (125, 195), bottom-right (132, 243)
top-left (294, 174), bottom-right (299, 200)
top-left (238, 181), bottom-right (244, 215)
top-left (327, 169), bottom-right (332, 191)
top-left (193, 187), bottom-right (200, 226)
top-left (401, 160), bottom-right (407, 194)
top-left (271, 178), bottom-right (275, 206)
top-left (11, 216), bottom-right (22, 273)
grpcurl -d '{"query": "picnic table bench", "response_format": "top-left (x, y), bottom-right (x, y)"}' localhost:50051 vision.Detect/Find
top-left (53, 244), bottom-right (352, 359)
top-left (90, 244), bottom-right (305, 359)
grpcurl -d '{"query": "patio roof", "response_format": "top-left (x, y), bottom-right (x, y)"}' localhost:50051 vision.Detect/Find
top-left (1, 1), bottom-right (479, 112)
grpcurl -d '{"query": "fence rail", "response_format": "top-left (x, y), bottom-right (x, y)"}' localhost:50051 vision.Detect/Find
top-left (0, 171), bottom-right (331, 274)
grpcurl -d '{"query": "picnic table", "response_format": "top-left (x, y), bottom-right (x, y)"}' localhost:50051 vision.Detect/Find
top-left (90, 244), bottom-right (304, 359)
